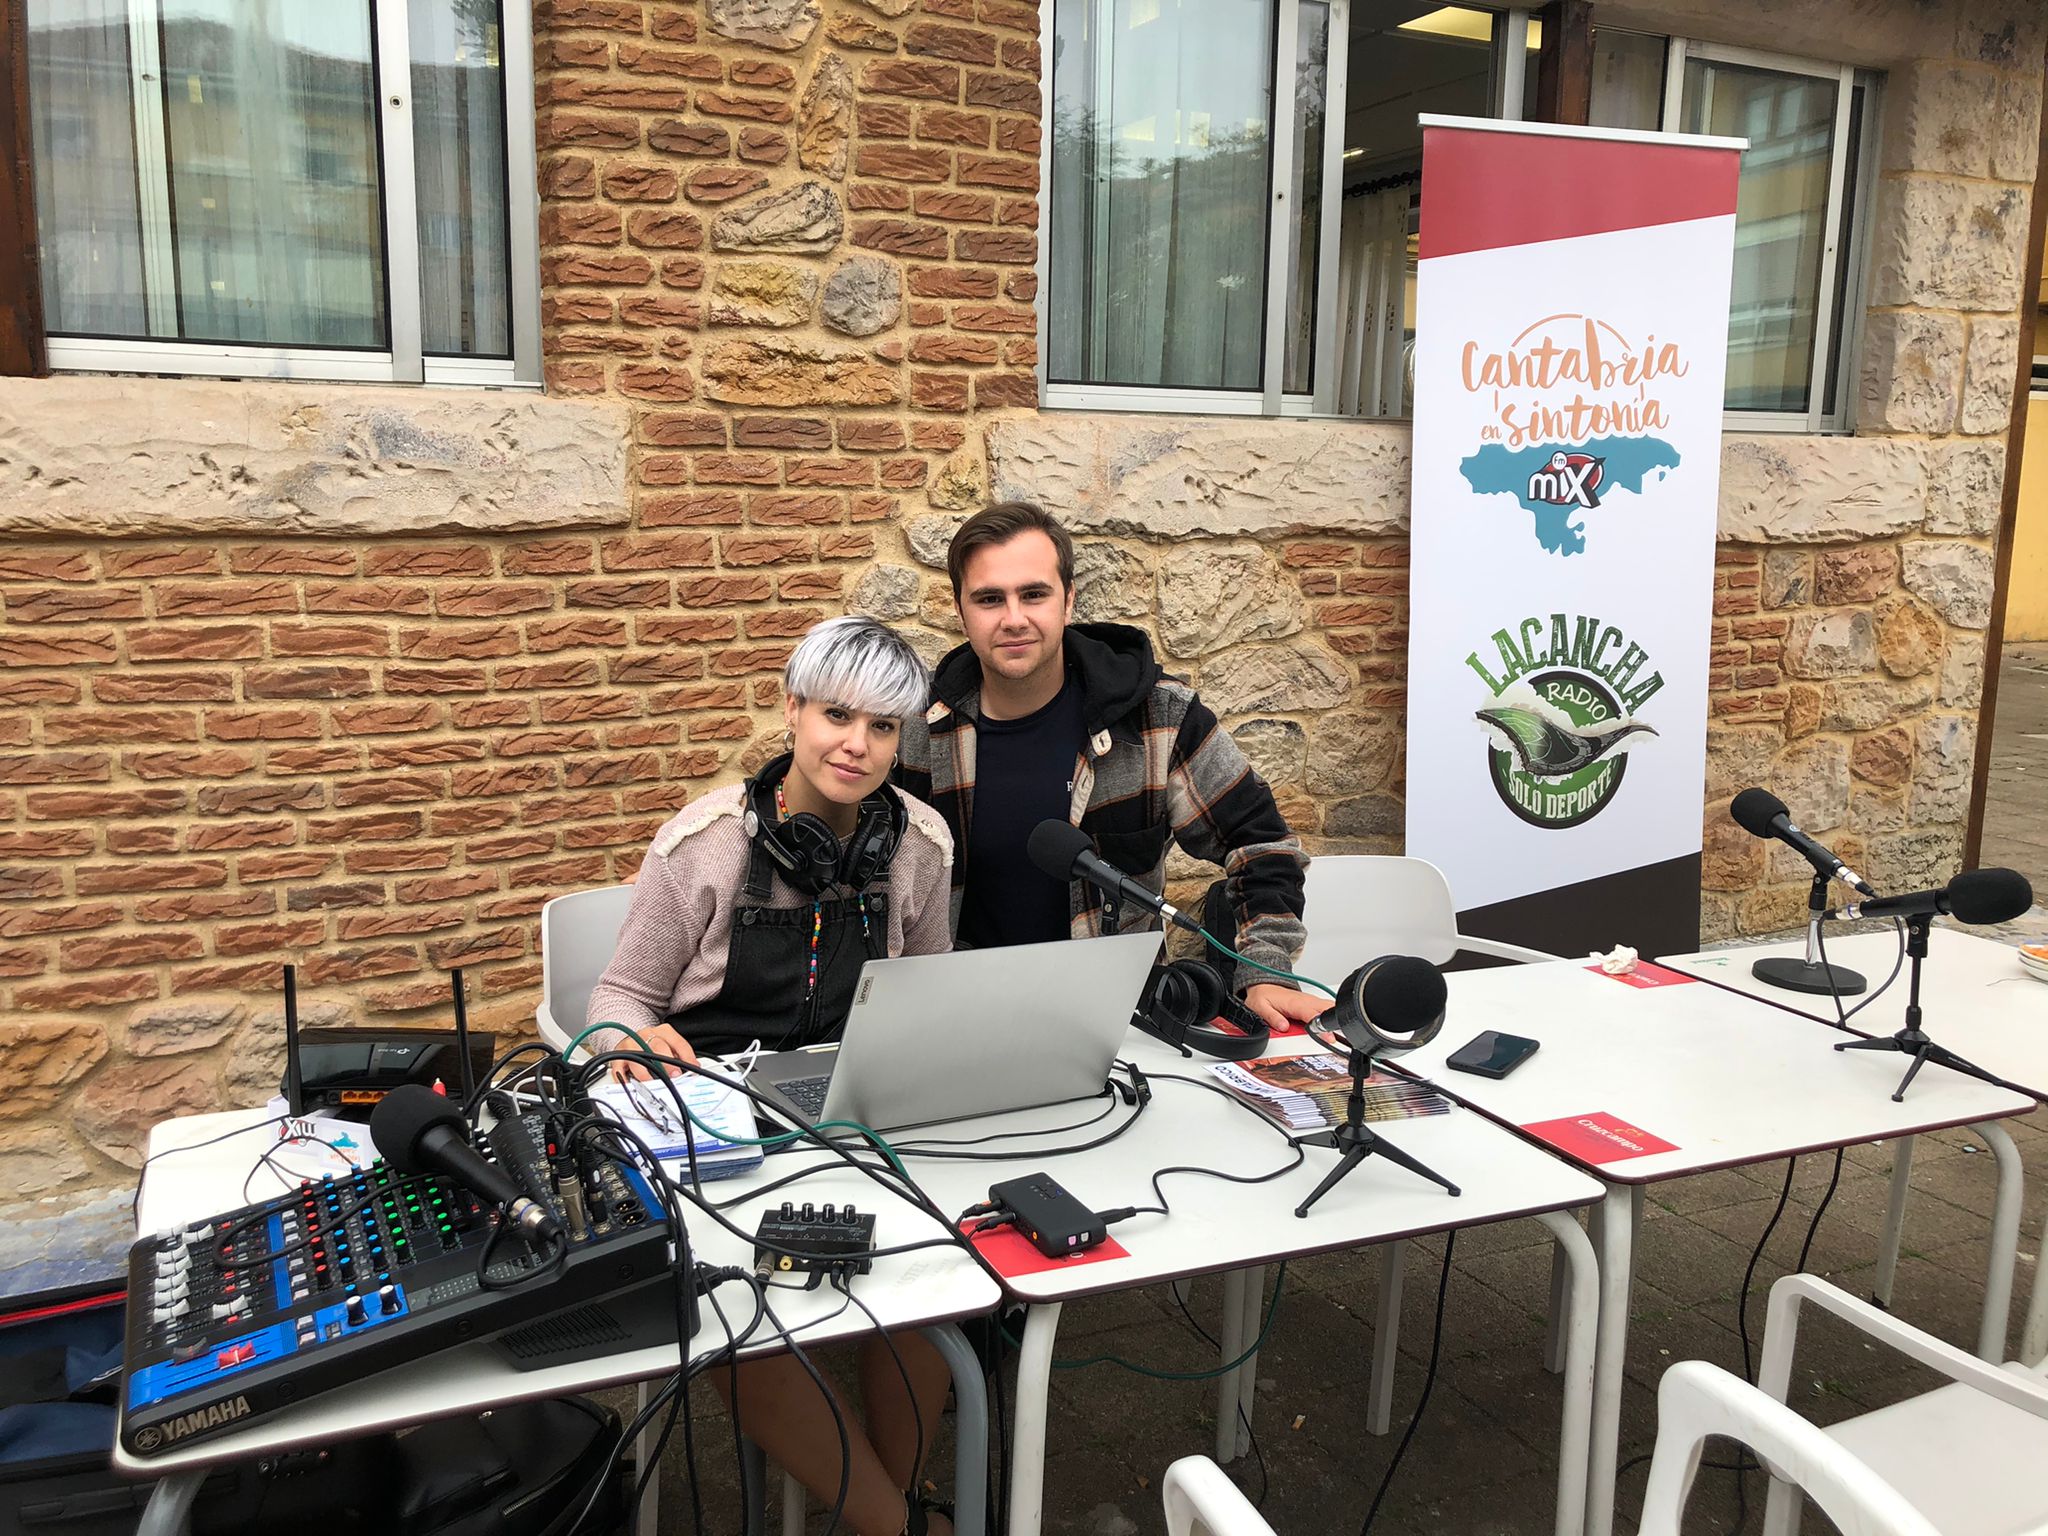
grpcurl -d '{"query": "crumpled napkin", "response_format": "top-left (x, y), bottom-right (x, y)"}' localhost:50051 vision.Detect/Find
top-left (1588, 944), bottom-right (1639, 975)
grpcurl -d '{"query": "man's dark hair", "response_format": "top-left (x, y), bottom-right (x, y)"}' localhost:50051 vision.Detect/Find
top-left (947, 501), bottom-right (1077, 600)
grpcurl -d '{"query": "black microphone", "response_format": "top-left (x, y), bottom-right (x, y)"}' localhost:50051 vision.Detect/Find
top-left (1730, 788), bottom-right (1876, 897)
top-left (1828, 867), bottom-right (2033, 926)
top-left (371, 1084), bottom-right (562, 1243)
top-left (1331, 955), bottom-right (1448, 1057)
top-left (1026, 820), bottom-right (1204, 935)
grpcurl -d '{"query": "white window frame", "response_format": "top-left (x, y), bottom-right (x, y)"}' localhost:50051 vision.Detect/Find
top-left (1656, 38), bottom-right (1877, 435)
top-left (1036, 11), bottom-right (1876, 431)
top-left (41, 0), bottom-right (540, 389)
top-left (1038, 0), bottom-right (1356, 416)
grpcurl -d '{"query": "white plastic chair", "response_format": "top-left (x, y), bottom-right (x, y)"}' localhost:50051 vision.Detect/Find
top-left (1642, 1358), bottom-right (1940, 1536)
top-left (536, 884), bottom-right (819, 1536)
top-left (536, 882), bottom-right (806, 1536)
top-left (535, 884), bottom-right (637, 1059)
top-left (1208, 856), bottom-right (1561, 1462)
top-left (1754, 1272), bottom-right (2048, 1536)
top-left (1161, 1456), bottom-right (1277, 1536)
top-left (1294, 854), bottom-right (1558, 980)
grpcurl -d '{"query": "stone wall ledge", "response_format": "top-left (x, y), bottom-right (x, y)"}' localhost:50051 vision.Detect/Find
top-left (989, 411), bottom-right (1970, 546)
top-left (0, 377), bottom-right (631, 539)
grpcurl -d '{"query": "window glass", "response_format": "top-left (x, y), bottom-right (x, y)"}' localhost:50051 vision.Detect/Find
top-left (157, 2), bottom-right (387, 347)
top-left (1682, 56), bottom-right (1838, 414)
top-left (27, 0), bottom-right (148, 337)
top-left (1588, 27), bottom-right (1663, 131)
top-left (412, 0), bottom-right (512, 359)
top-left (1819, 81), bottom-right (1864, 420)
top-left (1331, 2), bottom-right (1493, 417)
top-left (27, 0), bottom-right (529, 365)
top-left (1049, 0), bottom-right (1277, 390)
top-left (1281, 0), bottom-right (1329, 395)
top-left (1344, 3), bottom-right (1493, 179)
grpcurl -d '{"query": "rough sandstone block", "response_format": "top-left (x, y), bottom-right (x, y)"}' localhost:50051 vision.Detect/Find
top-left (0, 378), bottom-right (628, 538)
top-left (710, 182), bottom-right (845, 252)
top-left (1858, 309), bottom-right (1964, 433)
top-left (705, 0), bottom-right (821, 50)
top-left (798, 54), bottom-right (855, 177)
top-left (1960, 316), bottom-right (2020, 435)
top-left (706, 261), bottom-right (820, 328)
top-left (1901, 539), bottom-right (1995, 628)
top-left (701, 338), bottom-right (901, 406)
top-left (988, 414), bottom-right (1410, 539)
top-left (1156, 541), bottom-right (1303, 659)
top-left (1868, 176), bottom-right (2029, 312)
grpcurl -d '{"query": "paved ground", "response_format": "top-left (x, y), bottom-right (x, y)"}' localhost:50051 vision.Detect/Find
top-left (632, 646), bottom-right (2048, 1535)
top-left (1982, 642), bottom-right (2048, 895)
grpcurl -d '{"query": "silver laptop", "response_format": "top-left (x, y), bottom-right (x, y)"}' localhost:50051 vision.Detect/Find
top-left (749, 931), bottom-right (1165, 1134)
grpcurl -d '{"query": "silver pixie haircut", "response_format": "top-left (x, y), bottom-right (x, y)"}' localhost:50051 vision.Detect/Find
top-left (784, 615), bottom-right (929, 720)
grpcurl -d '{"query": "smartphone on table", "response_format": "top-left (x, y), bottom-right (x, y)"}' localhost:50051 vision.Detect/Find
top-left (1445, 1031), bottom-right (1540, 1079)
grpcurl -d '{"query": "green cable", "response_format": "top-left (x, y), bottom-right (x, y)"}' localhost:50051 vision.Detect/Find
top-left (1198, 926), bottom-right (1339, 1002)
top-left (1007, 1263), bottom-right (1289, 1379)
top-left (561, 1020), bottom-right (910, 1179)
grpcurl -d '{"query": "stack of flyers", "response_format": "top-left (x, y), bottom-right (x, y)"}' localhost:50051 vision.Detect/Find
top-left (586, 1061), bottom-right (765, 1181)
top-left (1207, 1051), bottom-right (1452, 1132)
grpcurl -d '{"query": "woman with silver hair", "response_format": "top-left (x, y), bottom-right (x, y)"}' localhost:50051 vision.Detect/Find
top-left (584, 614), bottom-right (960, 1536)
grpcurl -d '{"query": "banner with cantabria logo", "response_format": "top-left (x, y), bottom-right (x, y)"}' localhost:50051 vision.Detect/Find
top-left (1404, 116), bottom-right (1744, 960)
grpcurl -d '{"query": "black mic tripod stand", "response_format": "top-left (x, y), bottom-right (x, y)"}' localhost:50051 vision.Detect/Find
top-left (1834, 914), bottom-right (2010, 1102)
top-left (1293, 1046), bottom-right (1461, 1217)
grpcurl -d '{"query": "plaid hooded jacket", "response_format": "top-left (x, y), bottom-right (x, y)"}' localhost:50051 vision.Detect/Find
top-left (895, 623), bottom-right (1310, 993)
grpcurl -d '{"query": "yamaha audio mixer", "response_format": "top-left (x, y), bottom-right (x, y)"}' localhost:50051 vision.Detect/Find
top-left (119, 1113), bottom-right (691, 1459)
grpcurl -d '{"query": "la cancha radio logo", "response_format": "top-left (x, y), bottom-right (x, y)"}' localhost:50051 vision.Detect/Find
top-left (1465, 612), bottom-right (1661, 829)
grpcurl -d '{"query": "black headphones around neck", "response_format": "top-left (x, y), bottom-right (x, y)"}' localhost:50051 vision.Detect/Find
top-left (1133, 957), bottom-right (1273, 1061)
top-left (741, 752), bottom-right (906, 898)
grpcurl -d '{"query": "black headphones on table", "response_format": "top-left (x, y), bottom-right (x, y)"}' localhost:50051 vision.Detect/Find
top-left (1133, 957), bottom-right (1272, 1062)
top-left (741, 753), bottom-right (906, 897)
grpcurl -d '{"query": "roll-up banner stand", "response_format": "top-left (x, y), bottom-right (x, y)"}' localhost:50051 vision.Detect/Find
top-left (1404, 116), bottom-right (1745, 960)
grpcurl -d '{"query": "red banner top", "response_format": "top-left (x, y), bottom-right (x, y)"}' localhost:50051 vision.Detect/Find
top-left (1419, 124), bottom-right (1742, 261)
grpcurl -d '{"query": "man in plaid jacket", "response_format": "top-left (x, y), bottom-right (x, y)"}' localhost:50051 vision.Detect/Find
top-left (895, 502), bottom-right (1329, 1032)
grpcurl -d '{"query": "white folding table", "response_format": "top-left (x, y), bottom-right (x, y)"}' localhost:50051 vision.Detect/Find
top-left (847, 1028), bottom-right (1609, 1536)
top-left (119, 1105), bottom-right (1003, 1536)
top-left (1396, 958), bottom-right (2036, 1536)
top-left (1660, 925), bottom-right (2048, 1357)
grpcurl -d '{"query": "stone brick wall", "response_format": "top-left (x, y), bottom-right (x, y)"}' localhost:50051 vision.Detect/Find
top-left (0, 0), bottom-right (1054, 1212)
top-left (1, 0), bottom-right (2042, 1229)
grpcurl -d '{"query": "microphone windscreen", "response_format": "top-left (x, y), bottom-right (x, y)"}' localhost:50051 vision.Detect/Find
top-left (370, 1083), bottom-right (464, 1173)
top-left (1949, 867), bottom-right (2034, 926)
top-left (1026, 819), bottom-right (1092, 881)
top-left (1360, 955), bottom-right (1448, 1044)
top-left (1730, 787), bottom-right (1787, 839)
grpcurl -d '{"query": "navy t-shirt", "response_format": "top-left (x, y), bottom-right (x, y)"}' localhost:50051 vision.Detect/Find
top-left (958, 670), bottom-right (1086, 949)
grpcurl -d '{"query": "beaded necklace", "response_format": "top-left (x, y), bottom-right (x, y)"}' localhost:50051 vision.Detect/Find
top-left (777, 779), bottom-right (873, 1005)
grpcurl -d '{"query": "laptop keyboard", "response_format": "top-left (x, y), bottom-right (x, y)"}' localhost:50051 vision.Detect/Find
top-left (779, 1074), bottom-right (831, 1119)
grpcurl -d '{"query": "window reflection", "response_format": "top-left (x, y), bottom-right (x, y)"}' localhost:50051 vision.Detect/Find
top-left (1049, 0), bottom-right (1277, 390)
top-left (158, 2), bottom-right (387, 348)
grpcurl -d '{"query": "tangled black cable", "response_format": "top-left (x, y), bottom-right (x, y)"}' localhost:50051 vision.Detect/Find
top-left (1358, 1233), bottom-right (1456, 1536)
top-left (1167, 1282), bottom-right (1270, 1509)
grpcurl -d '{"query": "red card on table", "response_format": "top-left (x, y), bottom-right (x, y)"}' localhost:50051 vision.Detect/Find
top-left (962, 1222), bottom-right (1130, 1278)
top-left (1521, 1111), bottom-right (1678, 1164)
top-left (1586, 962), bottom-right (1698, 989)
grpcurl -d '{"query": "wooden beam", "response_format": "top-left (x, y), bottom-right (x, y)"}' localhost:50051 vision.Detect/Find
top-left (0, 0), bottom-right (47, 377)
top-left (1963, 36), bottom-right (2048, 873)
top-left (1533, 1), bottom-right (1593, 128)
